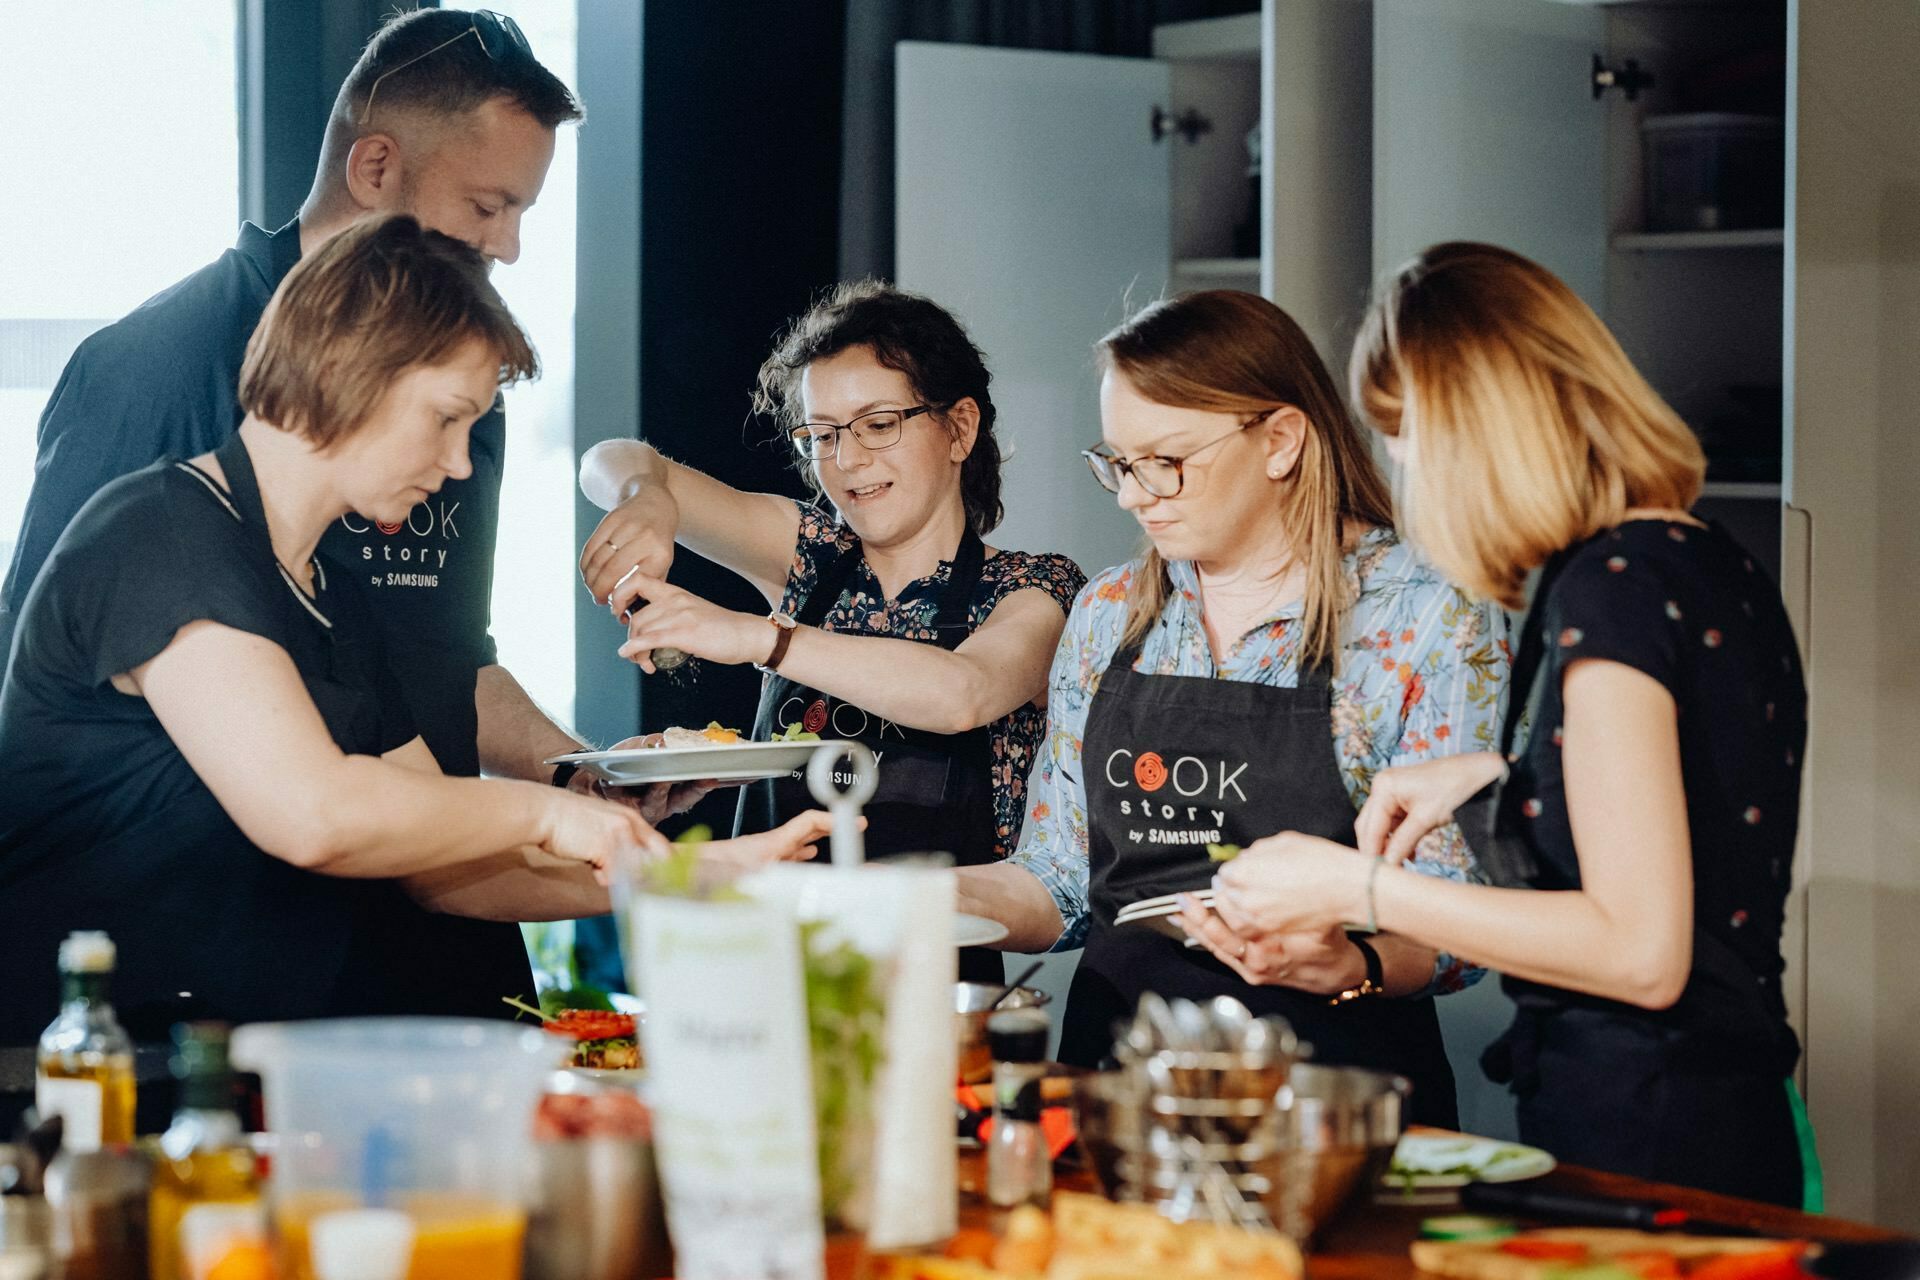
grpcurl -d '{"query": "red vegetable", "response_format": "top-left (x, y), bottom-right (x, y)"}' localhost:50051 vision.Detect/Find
top-left (1685, 1243), bottom-right (1808, 1280)
top-left (543, 1010), bottom-right (637, 1042)
top-left (1499, 1240), bottom-right (1592, 1262)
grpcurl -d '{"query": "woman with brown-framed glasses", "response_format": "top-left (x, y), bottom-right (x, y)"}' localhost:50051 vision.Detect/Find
top-left (577, 281), bottom-right (1083, 979)
top-left (956, 290), bottom-right (1512, 1126)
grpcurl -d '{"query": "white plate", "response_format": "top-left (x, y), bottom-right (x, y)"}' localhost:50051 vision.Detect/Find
top-left (546, 739), bottom-right (856, 787)
top-left (1114, 892), bottom-right (1213, 922)
top-left (1385, 1134), bottom-right (1557, 1188)
top-left (955, 912), bottom-right (1010, 947)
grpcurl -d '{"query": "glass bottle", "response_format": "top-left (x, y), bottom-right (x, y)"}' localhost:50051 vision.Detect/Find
top-left (35, 931), bottom-right (136, 1153)
top-left (985, 1008), bottom-right (1051, 1209)
top-left (149, 1023), bottom-right (265, 1280)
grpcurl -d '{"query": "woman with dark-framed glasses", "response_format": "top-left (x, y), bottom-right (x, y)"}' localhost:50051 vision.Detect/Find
top-left (956, 291), bottom-right (1511, 1124)
top-left (578, 282), bottom-right (1083, 978)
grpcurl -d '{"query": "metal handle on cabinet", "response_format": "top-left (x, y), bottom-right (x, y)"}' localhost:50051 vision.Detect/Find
top-left (1150, 104), bottom-right (1213, 145)
top-left (1591, 53), bottom-right (1655, 101)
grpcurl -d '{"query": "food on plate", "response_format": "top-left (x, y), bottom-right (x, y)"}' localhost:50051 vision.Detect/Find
top-left (776, 721), bottom-right (822, 742)
top-left (876, 1191), bottom-right (1304, 1280)
top-left (1410, 1230), bottom-right (1809, 1280)
top-left (1206, 842), bottom-right (1242, 863)
top-left (657, 721), bottom-right (743, 748)
top-left (503, 989), bottom-right (642, 1071)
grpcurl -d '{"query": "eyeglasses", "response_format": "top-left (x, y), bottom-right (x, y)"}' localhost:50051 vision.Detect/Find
top-left (789, 404), bottom-right (943, 462)
top-left (1082, 413), bottom-right (1269, 499)
top-left (362, 11), bottom-right (532, 128)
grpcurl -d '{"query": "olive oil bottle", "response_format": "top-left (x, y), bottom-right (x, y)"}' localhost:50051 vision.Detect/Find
top-left (149, 1023), bottom-right (266, 1280)
top-left (35, 930), bottom-right (136, 1152)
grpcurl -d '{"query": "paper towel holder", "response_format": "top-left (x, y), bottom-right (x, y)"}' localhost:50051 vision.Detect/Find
top-left (807, 740), bottom-right (878, 868)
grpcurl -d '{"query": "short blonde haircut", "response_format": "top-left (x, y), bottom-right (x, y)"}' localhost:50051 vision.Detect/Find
top-left (1350, 242), bottom-right (1704, 608)
top-left (240, 214), bottom-right (537, 448)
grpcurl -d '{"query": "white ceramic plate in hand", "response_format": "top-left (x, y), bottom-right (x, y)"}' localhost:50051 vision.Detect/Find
top-left (1385, 1133), bottom-right (1557, 1188)
top-left (545, 739), bottom-right (857, 787)
top-left (1114, 893), bottom-right (1215, 947)
top-left (955, 912), bottom-right (1010, 948)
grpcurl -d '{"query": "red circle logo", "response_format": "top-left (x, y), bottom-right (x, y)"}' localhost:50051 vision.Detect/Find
top-left (376, 518), bottom-right (404, 535)
top-left (1133, 751), bottom-right (1168, 792)
top-left (802, 699), bottom-right (829, 734)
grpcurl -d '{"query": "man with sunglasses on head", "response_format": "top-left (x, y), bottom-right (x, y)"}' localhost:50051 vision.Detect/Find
top-left (0, 9), bottom-right (615, 1018)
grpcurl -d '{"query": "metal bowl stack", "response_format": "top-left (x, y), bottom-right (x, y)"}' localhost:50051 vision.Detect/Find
top-left (1074, 993), bottom-right (1408, 1244)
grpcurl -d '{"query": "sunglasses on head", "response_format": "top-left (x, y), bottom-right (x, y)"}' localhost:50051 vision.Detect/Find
top-left (362, 10), bottom-right (532, 127)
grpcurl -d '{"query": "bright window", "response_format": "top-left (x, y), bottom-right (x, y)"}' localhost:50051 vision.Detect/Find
top-left (1, 3), bottom-right (240, 582)
top-left (481, 0), bottom-right (579, 731)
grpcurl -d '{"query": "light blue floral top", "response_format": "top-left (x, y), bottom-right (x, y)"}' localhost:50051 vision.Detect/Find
top-left (1006, 527), bottom-right (1512, 992)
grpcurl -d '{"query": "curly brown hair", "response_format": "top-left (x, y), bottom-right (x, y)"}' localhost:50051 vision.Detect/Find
top-left (754, 280), bottom-right (1005, 537)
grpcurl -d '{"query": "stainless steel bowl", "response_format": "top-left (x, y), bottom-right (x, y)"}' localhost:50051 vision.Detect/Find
top-left (1259, 1063), bottom-right (1409, 1243)
top-left (954, 982), bottom-right (1052, 1084)
top-left (1069, 1071), bottom-right (1146, 1197)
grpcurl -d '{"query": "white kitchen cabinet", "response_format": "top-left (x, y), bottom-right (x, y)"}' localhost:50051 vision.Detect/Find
top-left (897, 3), bottom-right (1918, 1220)
top-left (896, 4), bottom-right (1369, 579)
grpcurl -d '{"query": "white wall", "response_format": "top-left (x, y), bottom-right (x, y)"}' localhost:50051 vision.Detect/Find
top-left (1785, 0), bottom-right (1920, 1231)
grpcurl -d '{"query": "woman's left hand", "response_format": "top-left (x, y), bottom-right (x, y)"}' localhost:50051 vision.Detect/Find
top-left (1177, 896), bottom-right (1366, 995)
top-left (615, 571), bottom-right (770, 673)
top-left (1209, 832), bottom-right (1373, 937)
top-left (698, 810), bottom-right (842, 869)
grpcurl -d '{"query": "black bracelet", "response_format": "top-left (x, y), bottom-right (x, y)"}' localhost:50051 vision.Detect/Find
top-left (550, 760), bottom-right (580, 789)
top-left (1330, 932), bottom-right (1387, 1004)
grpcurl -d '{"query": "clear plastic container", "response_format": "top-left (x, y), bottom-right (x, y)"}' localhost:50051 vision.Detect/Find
top-left (1641, 113), bottom-right (1784, 233)
top-left (231, 1018), bottom-right (559, 1280)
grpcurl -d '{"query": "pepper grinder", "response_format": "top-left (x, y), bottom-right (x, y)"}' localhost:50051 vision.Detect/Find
top-left (806, 741), bottom-right (877, 868)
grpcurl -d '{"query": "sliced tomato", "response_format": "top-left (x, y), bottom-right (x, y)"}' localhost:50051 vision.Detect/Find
top-left (1685, 1243), bottom-right (1808, 1280)
top-left (543, 1010), bottom-right (636, 1041)
top-left (1500, 1239), bottom-right (1593, 1262)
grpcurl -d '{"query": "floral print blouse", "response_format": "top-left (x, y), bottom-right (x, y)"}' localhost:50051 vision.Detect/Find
top-left (1006, 527), bottom-right (1512, 992)
top-left (777, 505), bottom-right (1086, 859)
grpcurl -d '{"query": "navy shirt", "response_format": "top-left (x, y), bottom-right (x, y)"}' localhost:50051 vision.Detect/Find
top-left (1502, 520), bottom-right (1806, 1073)
top-left (0, 220), bottom-right (532, 1021)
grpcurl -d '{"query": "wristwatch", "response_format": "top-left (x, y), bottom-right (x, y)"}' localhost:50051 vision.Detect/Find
top-left (550, 760), bottom-right (581, 789)
top-left (1330, 933), bottom-right (1386, 1005)
top-left (754, 612), bottom-right (799, 675)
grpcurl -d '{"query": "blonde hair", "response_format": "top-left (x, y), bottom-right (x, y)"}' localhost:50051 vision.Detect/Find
top-left (1099, 290), bottom-right (1394, 670)
top-left (1351, 242), bottom-right (1704, 608)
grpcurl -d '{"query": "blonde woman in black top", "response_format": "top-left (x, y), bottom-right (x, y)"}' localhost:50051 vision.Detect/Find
top-left (1210, 243), bottom-right (1807, 1205)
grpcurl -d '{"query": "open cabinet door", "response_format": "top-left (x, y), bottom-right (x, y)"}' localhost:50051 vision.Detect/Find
top-left (1372, 0), bottom-right (1607, 305)
top-left (896, 42), bottom-right (1170, 578)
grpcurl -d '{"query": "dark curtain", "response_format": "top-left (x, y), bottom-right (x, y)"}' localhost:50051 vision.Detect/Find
top-left (838, 0), bottom-right (1259, 279)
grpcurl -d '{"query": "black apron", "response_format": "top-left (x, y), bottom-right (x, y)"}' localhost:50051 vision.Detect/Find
top-left (1466, 553), bottom-right (1802, 1206)
top-left (1058, 639), bottom-right (1459, 1129)
top-left (735, 532), bottom-right (1002, 982)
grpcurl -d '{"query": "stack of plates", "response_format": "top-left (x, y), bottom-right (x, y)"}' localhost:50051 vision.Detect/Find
top-left (1114, 890), bottom-right (1213, 946)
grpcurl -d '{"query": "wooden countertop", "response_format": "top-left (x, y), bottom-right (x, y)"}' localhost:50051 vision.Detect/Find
top-left (940, 1147), bottom-right (1904, 1280)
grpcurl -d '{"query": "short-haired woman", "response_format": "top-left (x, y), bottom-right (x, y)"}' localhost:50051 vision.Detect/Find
top-left (1210, 244), bottom-right (1807, 1204)
top-left (579, 282), bottom-right (1084, 979)
top-left (956, 291), bottom-right (1511, 1126)
top-left (0, 216), bottom-right (824, 1043)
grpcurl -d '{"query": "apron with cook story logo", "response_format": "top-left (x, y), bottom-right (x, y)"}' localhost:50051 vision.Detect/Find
top-left (1058, 639), bottom-right (1460, 1128)
top-left (735, 531), bottom-right (1001, 981)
